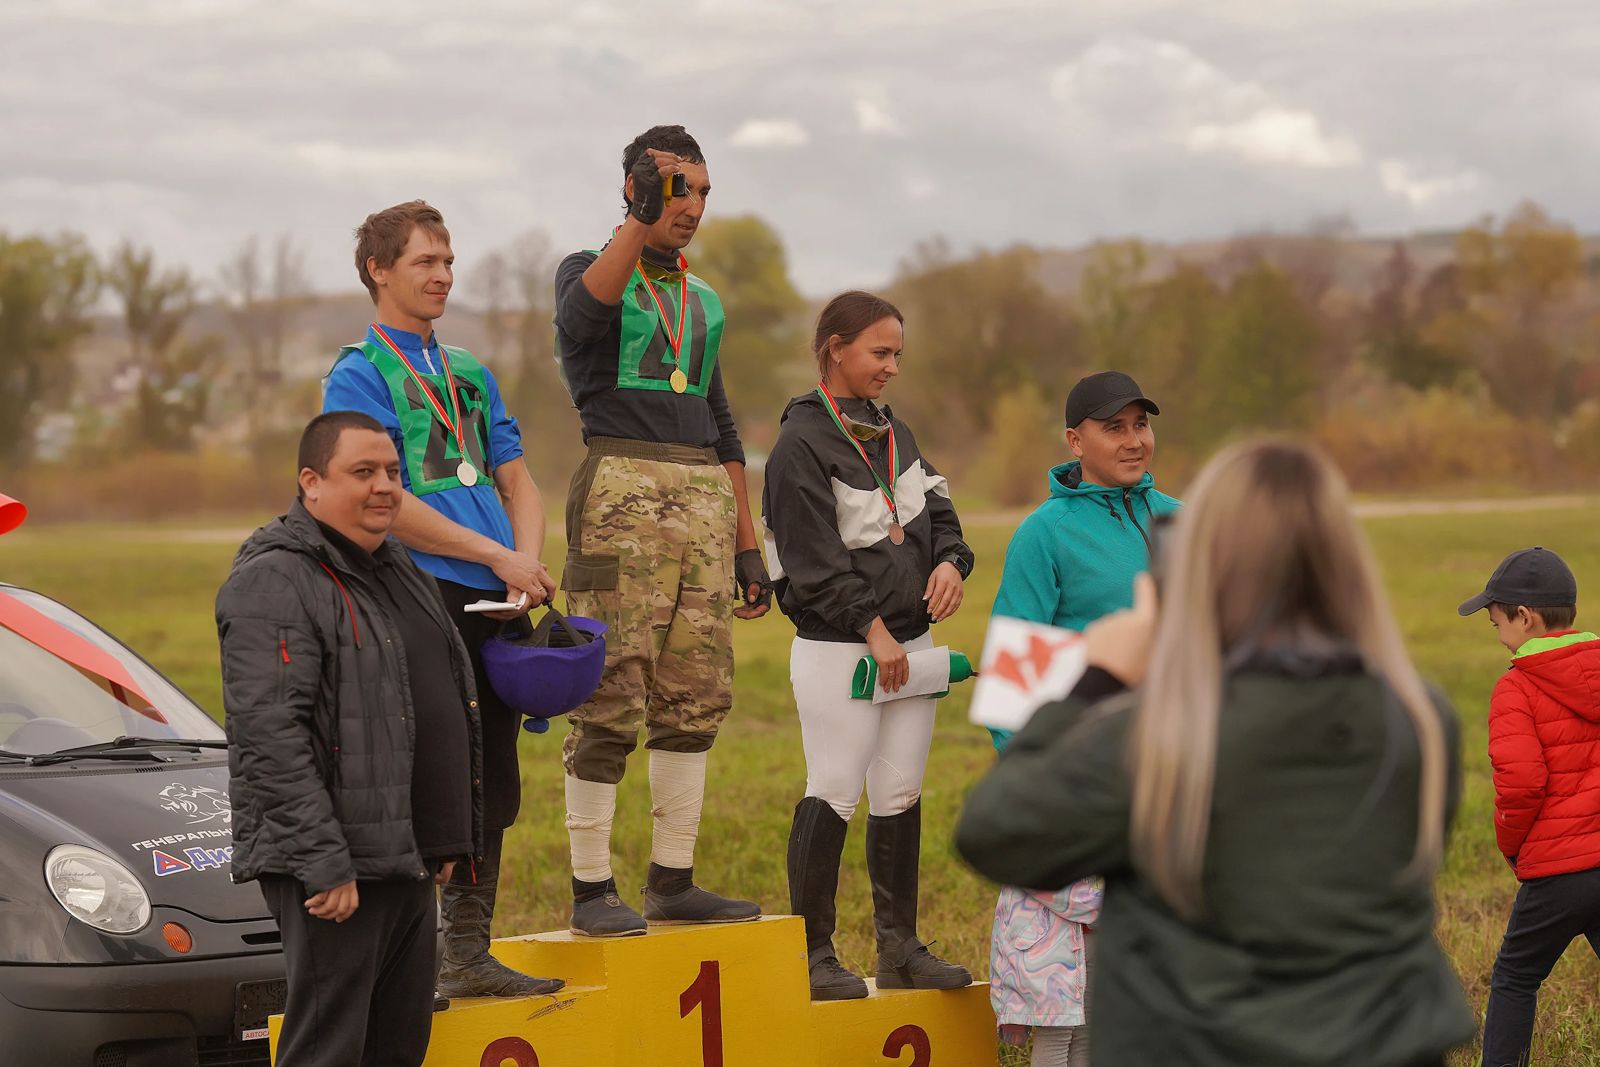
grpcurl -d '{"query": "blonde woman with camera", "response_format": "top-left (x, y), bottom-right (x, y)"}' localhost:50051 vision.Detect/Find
top-left (956, 439), bottom-right (1473, 1067)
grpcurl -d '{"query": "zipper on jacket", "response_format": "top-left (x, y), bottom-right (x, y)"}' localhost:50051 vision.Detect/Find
top-left (274, 627), bottom-right (289, 704)
top-left (1123, 488), bottom-right (1153, 555)
top-left (1104, 497), bottom-right (1126, 529)
top-left (316, 561), bottom-right (363, 649)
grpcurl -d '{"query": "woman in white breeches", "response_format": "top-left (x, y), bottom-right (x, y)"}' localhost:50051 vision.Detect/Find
top-left (760, 291), bottom-right (976, 1002)
top-left (791, 632), bottom-right (936, 822)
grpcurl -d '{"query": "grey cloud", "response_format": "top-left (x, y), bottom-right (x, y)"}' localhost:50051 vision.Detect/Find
top-left (1, 0), bottom-right (1596, 299)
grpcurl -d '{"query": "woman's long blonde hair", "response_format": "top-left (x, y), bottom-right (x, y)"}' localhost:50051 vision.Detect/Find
top-left (1129, 438), bottom-right (1447, 920)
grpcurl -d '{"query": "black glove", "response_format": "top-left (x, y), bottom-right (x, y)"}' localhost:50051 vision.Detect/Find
top-left (735, 549), bottom-right (773, 609)
top-left (628, 153), bottom-right (665, 225)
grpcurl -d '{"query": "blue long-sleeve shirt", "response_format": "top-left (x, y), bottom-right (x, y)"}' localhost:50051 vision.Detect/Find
top-left (323, 323), bottom-right (524, 592)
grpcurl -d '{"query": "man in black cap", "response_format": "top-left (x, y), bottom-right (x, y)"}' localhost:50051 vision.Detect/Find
top-left (989, 371), bottom-right (1182, 633)
top-left (1459, 546), bottom-right (1600, 1067)
top-left (981, 370), bottom-right (1181, 1059)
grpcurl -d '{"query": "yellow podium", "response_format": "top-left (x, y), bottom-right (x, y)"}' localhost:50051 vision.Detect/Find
top-left (269, 915), bottom-right (997, 1066)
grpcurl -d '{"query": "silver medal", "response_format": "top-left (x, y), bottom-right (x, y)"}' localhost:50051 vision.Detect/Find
top-left (456, 460), bottom-right (479, 487)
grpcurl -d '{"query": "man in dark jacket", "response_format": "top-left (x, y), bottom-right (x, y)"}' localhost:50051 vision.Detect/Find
top-left (216, 410), bottom-right (484, 1067)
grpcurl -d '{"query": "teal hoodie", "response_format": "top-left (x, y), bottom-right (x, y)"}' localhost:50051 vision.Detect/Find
top-left (992, 461), bottom-right (1181, 632)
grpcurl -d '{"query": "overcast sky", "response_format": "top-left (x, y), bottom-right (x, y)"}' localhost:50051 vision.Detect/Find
top-left (3, 0), bottom-right (1595, 300)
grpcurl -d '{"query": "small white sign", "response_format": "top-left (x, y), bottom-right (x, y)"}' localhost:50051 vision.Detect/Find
top-left (242, 1027), bottom-right (269, 1042)
top-left (968, 616), bottom-right (1087, 733)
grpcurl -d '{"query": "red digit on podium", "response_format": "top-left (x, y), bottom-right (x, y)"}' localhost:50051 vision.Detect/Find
top-left (480, 1036), bottom-right (539, 1067)
top-left (680, 960), bottom-right (725, 1066)
top-left (883, 1023), bottom-right (931, 1066)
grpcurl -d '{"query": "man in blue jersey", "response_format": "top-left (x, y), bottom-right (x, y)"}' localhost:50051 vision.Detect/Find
top-left (323, 199), bottom-right (561, 1000)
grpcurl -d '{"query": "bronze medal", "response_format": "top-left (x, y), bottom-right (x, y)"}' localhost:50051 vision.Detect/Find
top-left (670, 368), bottom-right (689, 393)
top-left (815, 382), bottom-right (906, 552)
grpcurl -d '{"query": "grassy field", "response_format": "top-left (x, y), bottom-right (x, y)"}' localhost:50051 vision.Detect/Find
top-left (4, 506), bottom-right (1600, 1064)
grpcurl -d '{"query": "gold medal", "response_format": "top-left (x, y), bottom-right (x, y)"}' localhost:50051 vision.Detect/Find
top-left (888, 522), bottom-right (906, 546)
top-left (670, 369), bottom-right (689, 393)
top-left (456, 461), bottom-right (479, 487)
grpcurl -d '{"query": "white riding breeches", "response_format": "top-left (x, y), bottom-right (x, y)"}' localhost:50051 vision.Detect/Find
top-left (790, 633), bottom-right (937, 822)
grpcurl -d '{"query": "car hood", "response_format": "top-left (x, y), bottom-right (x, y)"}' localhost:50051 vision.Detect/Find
top-left (0, 755), bottom-right (266, 922)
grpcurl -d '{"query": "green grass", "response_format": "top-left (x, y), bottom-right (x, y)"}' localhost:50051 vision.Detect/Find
top-left (5, 507), bottom-right (1600, 1063)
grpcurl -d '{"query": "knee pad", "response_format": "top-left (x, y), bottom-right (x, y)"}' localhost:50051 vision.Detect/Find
top-left (566, 731), bottom-right (636, 785)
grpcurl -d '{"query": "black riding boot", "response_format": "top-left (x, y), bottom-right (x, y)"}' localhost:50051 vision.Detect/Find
top-left (866, 800), bottom-right (970, 990)
top-left (787, 796), bottom-right (867, 1001)
top-left (437, 833), bottom-right (565, 998)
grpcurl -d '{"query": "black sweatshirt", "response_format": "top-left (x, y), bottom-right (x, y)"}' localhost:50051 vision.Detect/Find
top-left (761, 391), bottom-right (974, 643)
top-left (316, 523), bottom-right (473, 862)
top-left (554, 246), bottom-right (744, 464)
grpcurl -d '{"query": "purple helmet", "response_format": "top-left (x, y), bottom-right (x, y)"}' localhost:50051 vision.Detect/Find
top-left (480, 608), bottom-right (607, 734)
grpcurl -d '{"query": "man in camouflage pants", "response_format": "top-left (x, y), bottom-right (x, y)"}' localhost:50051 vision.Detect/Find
top-left (553, 124), bottom-right (773, 936)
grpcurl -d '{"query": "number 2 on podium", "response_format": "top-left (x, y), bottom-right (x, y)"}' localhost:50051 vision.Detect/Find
top-left (480, 1036), bottom-right (539, 1066)
top-left (884, 1023), bottom-right (932, 1066)
top-left (680, 960), bottom-right (724, 1067)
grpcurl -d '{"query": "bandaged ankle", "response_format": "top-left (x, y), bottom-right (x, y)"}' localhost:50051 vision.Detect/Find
top-left (648, 749), bottom-right (708, 870)
top-left (564, 775), bottom-right (617, 883)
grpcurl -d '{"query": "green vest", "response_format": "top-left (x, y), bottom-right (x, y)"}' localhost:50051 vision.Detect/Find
top-left (338, 339), bottom-right (495, 498)
top-left (598, 252), bottom-right (726, 397)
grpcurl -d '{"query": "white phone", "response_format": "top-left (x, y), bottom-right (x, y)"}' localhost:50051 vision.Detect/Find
top-left (462, 592), bottom-right (530, 614)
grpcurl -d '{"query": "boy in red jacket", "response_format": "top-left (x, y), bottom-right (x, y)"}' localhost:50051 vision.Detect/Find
top-left (1460, 546), bottom-right (1600, 1067)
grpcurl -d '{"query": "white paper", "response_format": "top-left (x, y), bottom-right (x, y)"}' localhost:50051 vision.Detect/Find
top-left (968, 617), bottom-right (1087, 732)
top-left (871, 645), bottom-right (953, 703)
top-left (462, 592), bottom-right (530, 614)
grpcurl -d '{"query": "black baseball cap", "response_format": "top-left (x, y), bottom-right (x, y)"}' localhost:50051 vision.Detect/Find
top-left (1065, 371), bottom-right (1160, 427)
top-left (1457, 546), bottom-right (1578, 616)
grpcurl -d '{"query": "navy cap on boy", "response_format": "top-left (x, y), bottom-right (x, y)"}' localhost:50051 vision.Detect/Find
top-left (1458, 547), bottom-right (1577, 617)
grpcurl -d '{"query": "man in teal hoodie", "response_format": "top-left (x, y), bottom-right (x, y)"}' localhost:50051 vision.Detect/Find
top-left (992, 371), bottom-right (1181, 632)
top-left (983, 370), bottom-right (1180, 1063)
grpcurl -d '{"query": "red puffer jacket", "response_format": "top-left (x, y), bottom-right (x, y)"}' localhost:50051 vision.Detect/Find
top-left (1488, 632), bottom-right (1600, 880)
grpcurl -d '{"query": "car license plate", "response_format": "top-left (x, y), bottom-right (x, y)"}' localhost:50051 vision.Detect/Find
top-left (235, 978), bottom-right (287, 1041)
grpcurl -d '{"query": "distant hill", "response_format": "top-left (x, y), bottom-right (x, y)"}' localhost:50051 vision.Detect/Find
top-left (71, 227), bottom-right (1600, 399)
top-left (1029, 229), bottom-right (1600, 302)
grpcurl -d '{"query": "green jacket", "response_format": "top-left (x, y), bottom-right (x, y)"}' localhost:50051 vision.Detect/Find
top-left (954, 652), bottom-right (1474, 1066)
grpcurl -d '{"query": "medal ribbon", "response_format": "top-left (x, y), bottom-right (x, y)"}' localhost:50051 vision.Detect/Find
top-left (371, 324), bottom-right (473, 473)
top-left (639, 259), bottom-right (689, 368)
top-left (815, 382), bottom-right (898, 520)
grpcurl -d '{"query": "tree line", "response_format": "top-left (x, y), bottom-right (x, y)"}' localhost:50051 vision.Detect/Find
top-left (2, 202), bottom-right (1597, 519)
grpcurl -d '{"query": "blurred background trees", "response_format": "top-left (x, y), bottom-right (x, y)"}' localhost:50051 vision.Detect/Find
top-left (5, 200), bottom-right (1600, 519)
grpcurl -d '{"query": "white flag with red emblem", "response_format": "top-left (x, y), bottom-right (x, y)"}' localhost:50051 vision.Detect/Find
top-left (968, 616), bottom-right (1087, 733)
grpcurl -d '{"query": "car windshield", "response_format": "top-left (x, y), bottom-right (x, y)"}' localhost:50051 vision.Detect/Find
top-left (0, 586), bottom-right (222, 753)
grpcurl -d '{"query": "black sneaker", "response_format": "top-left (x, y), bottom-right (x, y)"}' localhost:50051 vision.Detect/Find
top-left (875, 939), bottom-right (971, 990)
top-left (641, 883), bottom-right (761, 925)
top-left (807, 950), bottom-right (868, 1001)
top-left (570, 882), bottom-right (647, 938)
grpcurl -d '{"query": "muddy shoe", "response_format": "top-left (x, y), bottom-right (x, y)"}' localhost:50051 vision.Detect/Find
top-left (570, 880), bottom-right (647, 938)
top-left (875, 938), bottom-right (971, 990)
top-left (437, 954), bottom-right (565, 998)
top-left (439, 863), bottom-right (566, 998)
top-left (642, 883), bottom-right (761, 925)
top-left (807, 947), bottom-right (869, 1001)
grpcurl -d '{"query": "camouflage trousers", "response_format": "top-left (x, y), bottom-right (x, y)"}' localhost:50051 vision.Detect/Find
top-left (561, 437), bottom-right (735, 784)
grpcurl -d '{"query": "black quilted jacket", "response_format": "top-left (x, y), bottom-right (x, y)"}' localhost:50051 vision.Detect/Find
top-left (215, 501), bottom-right (483, 893)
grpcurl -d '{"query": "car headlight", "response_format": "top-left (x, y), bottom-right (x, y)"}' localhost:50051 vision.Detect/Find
top-left (44, 844), bottom-right (151, 934)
